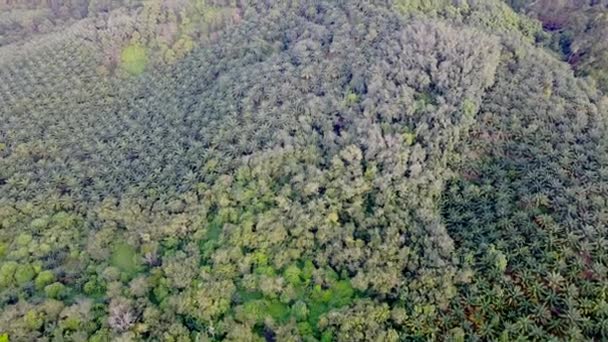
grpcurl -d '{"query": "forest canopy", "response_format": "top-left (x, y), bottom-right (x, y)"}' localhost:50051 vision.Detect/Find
top-left (1, 0), bottom-right (608, 341)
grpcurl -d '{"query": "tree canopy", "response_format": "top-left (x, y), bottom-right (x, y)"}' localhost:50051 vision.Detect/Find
top-left (1, 0), bottom-right (608, 340)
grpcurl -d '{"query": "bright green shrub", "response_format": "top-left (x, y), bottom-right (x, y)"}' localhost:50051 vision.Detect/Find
top-left (344, 91), bottom-right (359, 106)
top-left (60, 316), bottom-right (80, 331)
top-left (298, 322), bottom-right (314, 336)
top-left (89, 329), bottom-right (110, 342)
top-left (283, 264), bottom-right (302, 286)
top-left (0, 262), bottom-right (18, 287)
top-left (10, 247), bottom-right (28, 260)
top-left (83, 278), bottom-right (105, 297)
top-left (24, 310), bottom-right (44, 330)
top-left (35, 270), bottom-right (55, 290)
top-left (36, 243), bottom-right (52, 256)
top-left (241, 299), bottom-right (266, 322)
top-left (321, 330), bottom-right (334, 342)
top-left (301, 260), bottom-right (315, 284)
top-left (462, 99), bottom-right (477, 118)
top-left (30, 217), bottom-right (49, 230)
top-left (327, 280), bottom-right (355, 308)
top-left (44, 282), bottom-right (66, 299)
top-left (51, 212), bottom-right (77, 229)
top-left (14, 264), bottom-right (35, 285)
top-left (15, 233), bottom-right (32, 246)
top-left (402, 131), bottom-right (416, 146)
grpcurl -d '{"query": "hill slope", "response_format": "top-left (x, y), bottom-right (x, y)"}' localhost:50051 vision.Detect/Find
top-left (1, 0), bottom-right (607, 340)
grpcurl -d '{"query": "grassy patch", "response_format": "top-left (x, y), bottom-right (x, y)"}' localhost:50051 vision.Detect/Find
top-left (121, 44), bottom-right (148, 75)
top-left (111, 243), bottom-right (141, 275)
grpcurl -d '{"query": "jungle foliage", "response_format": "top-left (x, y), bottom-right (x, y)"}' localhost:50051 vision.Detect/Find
top-left (504, 0), bottom-right (608, 92)
top-left (1, 0), bottom-right (608, 341)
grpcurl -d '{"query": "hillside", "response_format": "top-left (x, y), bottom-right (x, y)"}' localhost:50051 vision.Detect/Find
top-left (505, 0), bottom-right (608, 92)
top-left (1, 1), bottom-right (608, 341)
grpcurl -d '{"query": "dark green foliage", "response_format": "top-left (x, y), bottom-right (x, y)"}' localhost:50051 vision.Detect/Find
top-left (440, 35), bottom-right (608, 339)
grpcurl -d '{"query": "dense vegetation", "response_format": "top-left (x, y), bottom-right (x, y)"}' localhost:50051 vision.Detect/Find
top-left (1, 0), bottom-right (607, 340)
top-left (506, 0), bottom-right (608, 92)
